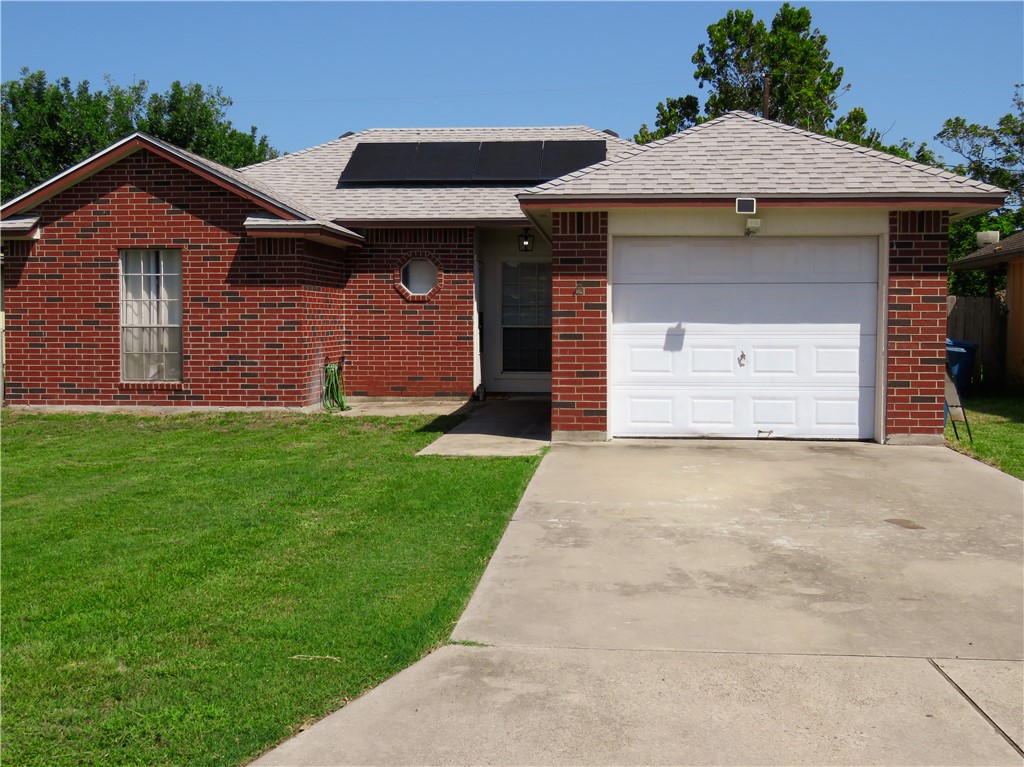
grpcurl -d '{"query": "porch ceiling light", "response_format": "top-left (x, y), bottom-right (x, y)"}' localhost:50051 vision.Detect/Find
top-left (518, 228), bottom-right (535, 252)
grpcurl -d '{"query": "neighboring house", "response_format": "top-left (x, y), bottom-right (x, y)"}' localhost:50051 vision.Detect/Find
top-left (0, 112), bottom-right (1006, 444)
top-left (951, 230), bottom-right (1024, 385)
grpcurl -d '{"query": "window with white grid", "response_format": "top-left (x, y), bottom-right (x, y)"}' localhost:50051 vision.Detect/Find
top-left (120, 249), bottom-right (182, 381)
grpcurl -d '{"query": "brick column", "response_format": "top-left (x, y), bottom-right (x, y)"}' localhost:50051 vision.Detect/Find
top-left (886, 211), bottom-right (949, 443)
top-left (550, 211), bottom-right (608, 439)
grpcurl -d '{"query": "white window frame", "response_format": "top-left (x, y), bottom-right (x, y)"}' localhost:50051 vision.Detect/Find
top-left (119, 248), bottom-right (183, 382)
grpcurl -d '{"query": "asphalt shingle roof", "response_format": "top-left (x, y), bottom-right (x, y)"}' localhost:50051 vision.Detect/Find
top-left (241, 127), bottom-right (637, 223)
top-left (520, 112), bottom-right (1006, 201)
top-left (950, 230), bottom-right (1024, 270)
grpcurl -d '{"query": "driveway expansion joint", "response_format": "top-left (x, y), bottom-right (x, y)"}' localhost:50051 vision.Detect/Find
top-left (928, 658), bottom-right (1024, 757)
top-left (459, 640), bottom-right (1022, 664)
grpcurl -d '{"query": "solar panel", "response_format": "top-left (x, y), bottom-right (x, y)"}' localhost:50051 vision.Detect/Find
top-left (540, 140), bottom-right (606, 180)
top-left (337, 139), bottom-right (609, 185)
top-left (339, 143), bottom-right (418, 184)
top-left (472, 141), bottom-right (544, 182)
top-left (406, 142), bottom-right (480, 182)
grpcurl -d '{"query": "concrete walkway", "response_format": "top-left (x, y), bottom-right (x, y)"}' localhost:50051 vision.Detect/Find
top-left (253, 440), bottom-right (1024, 766)
top-left (418, 397), bottom-right (551, 457)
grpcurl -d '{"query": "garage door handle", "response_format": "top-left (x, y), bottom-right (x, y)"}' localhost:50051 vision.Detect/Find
top-left (738, 351), bottom-right (747, 367)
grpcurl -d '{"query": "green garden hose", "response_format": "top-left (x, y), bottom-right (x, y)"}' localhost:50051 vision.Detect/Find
top-left (322, 362), bottom-right (348, 412)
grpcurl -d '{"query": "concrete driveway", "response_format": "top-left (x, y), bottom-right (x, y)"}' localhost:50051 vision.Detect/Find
top-left (254, 441), bottom-right (1023, 766)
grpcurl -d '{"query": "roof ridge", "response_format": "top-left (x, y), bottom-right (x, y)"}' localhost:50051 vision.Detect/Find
top-left (725, 111), bottom-right (1004, 193)
top-left (525, 113), bottom-right (752, 193)
top-left (243, 126), bottom-right (636, 173)
top-left (241, 129), bottom-right (374, 171)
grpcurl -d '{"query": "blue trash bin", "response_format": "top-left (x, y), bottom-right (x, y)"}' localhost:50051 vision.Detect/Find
top-left (946, 337), bottom-right (979, 396)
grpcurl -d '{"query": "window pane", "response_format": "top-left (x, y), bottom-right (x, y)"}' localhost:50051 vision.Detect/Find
top-left (124, 274), bottom-right (143, 301)
top-left (122, 250), bottom-right (144, 275)
top-left (161, 250), bottom-right (181, 276)
top-left (161, 271), bottom-right (181, 301)
top-left (122, 327), bottom-right (143, 354)
top-left (401, 259), bottom-right (438, 295)
top-left (123, 353), bottom-right (144, 380)
top-left (502, 327), bottom-right (552, 372)
top-left (163, 353), bottom-right (182, 381)
top-left (143, 353), bottom-right (164, 381)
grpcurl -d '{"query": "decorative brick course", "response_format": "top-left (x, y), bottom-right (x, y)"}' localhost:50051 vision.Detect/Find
top-left (886, 210), bottom-right (949, 438)
top-left (550, 211), bottom-right (608, 434)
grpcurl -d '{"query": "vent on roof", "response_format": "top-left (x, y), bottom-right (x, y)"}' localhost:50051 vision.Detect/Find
top-left (338, 140), bottom-right (606, 186)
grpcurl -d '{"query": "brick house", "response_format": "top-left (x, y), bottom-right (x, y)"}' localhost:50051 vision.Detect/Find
top-left (0, 112), bottom-right (1005, 443)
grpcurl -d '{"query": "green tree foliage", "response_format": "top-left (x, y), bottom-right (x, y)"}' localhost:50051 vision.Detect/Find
top-left (1, 69), bottom-right (279, 201)
top-left (636, 4), bottom-right (847, 142)
top-left (694, 4), bottom-right (843, 131)
top-left (938, 86), bottom-right (1024, 296)
top-left (634, 96), bottom-right (701, 145)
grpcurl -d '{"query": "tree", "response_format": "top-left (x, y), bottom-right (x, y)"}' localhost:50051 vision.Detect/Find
top-left (635, 4), bottom-right (846, 142)
top-left (937, 86), bottom-right (1023, 209)
top-left (634, 96), bottom-right (700, 144)
top-left (1, 69), bottom-right (279, 201)
top-left (937, 86), bottom-right (1024, 296)
top-left (694, 4), bottom-right (843, 131)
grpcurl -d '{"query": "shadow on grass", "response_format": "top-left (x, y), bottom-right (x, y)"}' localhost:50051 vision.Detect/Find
top-left (962, 396), bottom-right (1024, 423)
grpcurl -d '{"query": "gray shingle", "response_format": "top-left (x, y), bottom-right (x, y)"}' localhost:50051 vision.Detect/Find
top-left (241, 126), bottom-right (636, 223)
top-left (521, 112), bottom-right (1005, 200)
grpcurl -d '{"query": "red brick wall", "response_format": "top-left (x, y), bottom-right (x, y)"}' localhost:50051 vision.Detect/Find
top-left (550, 211), bottom-right (608, 435)
top-left (2, 150), bottom-right (346, 408)
top-left (300, 241), bottom-right (347, 404)
top-left (340, 228), bottom-right (475, 397)
top-left (886, 210), bottom-right (949, 439)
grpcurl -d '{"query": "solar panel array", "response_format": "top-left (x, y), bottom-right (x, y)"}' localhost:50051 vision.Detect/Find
top-left (338, 140), bottom-right (606, 185)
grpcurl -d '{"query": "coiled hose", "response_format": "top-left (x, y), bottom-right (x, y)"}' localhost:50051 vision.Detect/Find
top-left (322, 362), bottom-right (348, 412)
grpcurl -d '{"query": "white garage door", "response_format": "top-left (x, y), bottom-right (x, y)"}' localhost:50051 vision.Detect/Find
top-left (611, 236), bottom-right (878, 439)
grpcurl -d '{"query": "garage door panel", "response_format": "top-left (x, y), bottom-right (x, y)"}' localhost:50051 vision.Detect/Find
top-left (614, 236), bottom-right (878, 284)
top-left (613, 330), bottom-right (874, 386)
top-left (613, 283), bottom-right (878, 330)
top-left (612, 387), bottom-right (873, 438)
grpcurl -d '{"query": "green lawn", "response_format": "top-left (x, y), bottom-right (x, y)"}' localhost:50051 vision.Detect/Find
top-left (0, 411), bottom-right (540, 767)
top-left (946, 396), bottom-right (1024, 480)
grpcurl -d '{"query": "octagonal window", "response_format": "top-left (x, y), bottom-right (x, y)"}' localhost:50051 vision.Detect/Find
top-left (401, 258), bottom-right (438, 295)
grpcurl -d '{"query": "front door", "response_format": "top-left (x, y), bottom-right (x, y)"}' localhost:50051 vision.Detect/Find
top-left (483, 254), bottom-right (552, 393)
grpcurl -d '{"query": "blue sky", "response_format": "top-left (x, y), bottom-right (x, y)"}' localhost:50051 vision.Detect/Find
top-left (2, 1), bottom-right (1021, 163)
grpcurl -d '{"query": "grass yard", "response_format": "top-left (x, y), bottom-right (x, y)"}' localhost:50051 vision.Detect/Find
top-left (0, 411), bottom-right (541, 767)
top-left (945, 396), bottom-right (1024, 480)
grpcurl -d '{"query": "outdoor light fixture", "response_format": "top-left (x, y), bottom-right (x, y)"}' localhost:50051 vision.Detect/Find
top-left (518, 228), bottom-right (535, 252)
top-left (745, 218), bottom-right (761, 237)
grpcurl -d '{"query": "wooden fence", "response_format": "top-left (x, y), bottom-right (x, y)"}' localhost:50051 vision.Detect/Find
top-left (946, 295), bottom-right (1007, 394)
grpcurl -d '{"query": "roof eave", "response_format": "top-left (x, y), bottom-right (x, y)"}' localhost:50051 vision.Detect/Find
top-left (519, 195), bottom-right (1006, 217)
top-left (333, 216), bottom-right (531, 228)
top-left (950, 248), bottom-right (1024, 271)
top-left (244, 222), bottom-right (364, 249)
top-left (1, 133), bottom-right (310, 223)
top-left (0, 215), bottom-right (41, 240)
